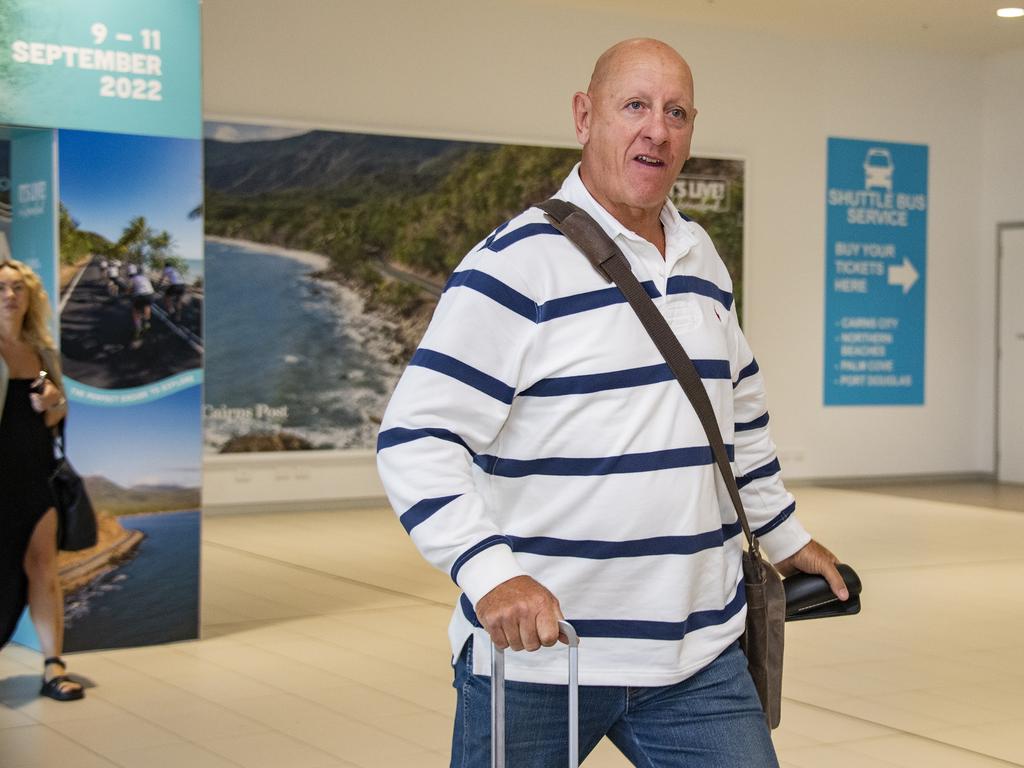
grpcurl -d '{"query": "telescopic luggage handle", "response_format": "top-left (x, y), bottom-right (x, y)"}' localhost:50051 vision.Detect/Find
top-left (491, 619), bottom-right (580, 768)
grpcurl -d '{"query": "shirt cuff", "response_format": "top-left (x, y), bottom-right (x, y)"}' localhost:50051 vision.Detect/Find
top-left (456, 543), bottom-right (528, 607)
top-left (758, 514), bottom-right (812, 565)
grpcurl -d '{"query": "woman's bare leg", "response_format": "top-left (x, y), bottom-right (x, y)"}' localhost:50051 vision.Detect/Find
top-left (24, 508), bottom-right (81, 696)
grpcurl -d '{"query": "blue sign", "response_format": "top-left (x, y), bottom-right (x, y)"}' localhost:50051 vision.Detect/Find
top-left (9, 127), bottom-right (58, 310)
top-left (0, 0), bottom-right (201, 139)
top-left (824, 137), bottom-right (928, 405)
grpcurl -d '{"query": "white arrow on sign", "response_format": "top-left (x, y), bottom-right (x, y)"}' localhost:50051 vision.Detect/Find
top-left (888, 257), bottom-right (919, 294)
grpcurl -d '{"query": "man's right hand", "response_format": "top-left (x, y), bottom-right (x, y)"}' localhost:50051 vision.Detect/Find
top-left (475, 575), bottom-right (566, 652)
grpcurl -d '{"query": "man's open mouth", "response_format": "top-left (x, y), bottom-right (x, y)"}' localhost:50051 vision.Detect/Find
top-left (635, 154), bottom-right (665, 167)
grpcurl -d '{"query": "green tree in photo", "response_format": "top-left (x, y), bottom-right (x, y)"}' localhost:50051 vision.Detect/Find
top-left (111, 215), bottom-right (184, 274)
top-left (58, 203), bottom-right (111, 265)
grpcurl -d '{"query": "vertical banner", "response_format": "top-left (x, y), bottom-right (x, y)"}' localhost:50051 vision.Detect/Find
top-left (824, 137), bottom-right (928, 405)
top-left (2, 0), bottom-right (202, 651)
top-left (9, 128), bottom-right (57, 302)
top-left (56, 130), bottom-right (203, 651)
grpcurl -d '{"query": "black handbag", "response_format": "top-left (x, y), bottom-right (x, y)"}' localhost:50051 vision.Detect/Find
top-left (784, 564), bottom-right (862, 621)
top-left (50, 429), bottom-right (98, 552)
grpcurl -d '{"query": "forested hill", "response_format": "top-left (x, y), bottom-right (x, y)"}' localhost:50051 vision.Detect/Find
top-left (386, 143), bottom-right (581, 275)
top-left (83, 476), bottom-right (201, 516)
top-left (204, 131), bottom-right (580, 284)
top-left (204, 130), bottom-right (478, 197)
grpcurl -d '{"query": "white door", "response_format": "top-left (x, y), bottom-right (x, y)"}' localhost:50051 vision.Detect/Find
top-left (998, 226), bottom-right (1024, 483)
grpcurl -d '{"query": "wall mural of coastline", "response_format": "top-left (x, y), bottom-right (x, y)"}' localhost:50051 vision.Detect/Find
top-left (203, 121), bottom-right (745, 453)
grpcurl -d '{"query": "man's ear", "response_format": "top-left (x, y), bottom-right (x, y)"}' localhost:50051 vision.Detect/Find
top-left (572, 92), bottom-right (591, 145)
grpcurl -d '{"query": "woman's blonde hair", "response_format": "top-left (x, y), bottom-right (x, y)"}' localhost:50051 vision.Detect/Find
top-left (0, 259), bottom-right (57, 351)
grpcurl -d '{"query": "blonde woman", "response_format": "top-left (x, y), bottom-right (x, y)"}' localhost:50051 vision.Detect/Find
top-left (0, 258), bottom-right (83, 701)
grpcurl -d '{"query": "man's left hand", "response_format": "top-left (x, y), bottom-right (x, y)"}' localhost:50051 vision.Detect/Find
top-left (774, 540), bottom-right (849, 601)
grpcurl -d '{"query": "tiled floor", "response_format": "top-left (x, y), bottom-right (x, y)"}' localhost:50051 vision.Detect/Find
top-left (815, 479), bottom-right (1024, 514)
top-left (3, 483), bottom-right (1024, 767)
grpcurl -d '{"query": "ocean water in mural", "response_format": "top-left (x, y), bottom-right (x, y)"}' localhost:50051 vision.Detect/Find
top-left (204, 237), bottom-right (402, 451)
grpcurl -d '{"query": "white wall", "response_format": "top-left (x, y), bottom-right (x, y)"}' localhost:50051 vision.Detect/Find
top-left (980, 49), bottom-right (1024, 471)
top-left (201, 0), bottom-right (1018, 498)
top-left (982, 50), bottom-right (1024, 227)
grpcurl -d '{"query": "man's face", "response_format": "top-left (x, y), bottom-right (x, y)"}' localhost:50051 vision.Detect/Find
top-left (574, 44), bottom-right (696, 222)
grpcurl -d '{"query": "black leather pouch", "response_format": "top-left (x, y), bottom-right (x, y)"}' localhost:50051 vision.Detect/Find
top-left (784, 563), bottom-right (862, 622)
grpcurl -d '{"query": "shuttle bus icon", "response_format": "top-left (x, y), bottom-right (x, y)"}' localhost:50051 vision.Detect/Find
top-left (863, 148), bottom-right (894, 191)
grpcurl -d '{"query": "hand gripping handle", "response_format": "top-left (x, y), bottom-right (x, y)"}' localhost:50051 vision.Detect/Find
top-left (491, 620), bottom-right (580, 768)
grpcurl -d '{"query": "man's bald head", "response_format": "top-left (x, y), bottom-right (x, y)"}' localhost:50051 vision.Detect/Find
top-left (587, 38), bottom-right (694, 101)
top-left (571, 38), bottom-right (697, 240)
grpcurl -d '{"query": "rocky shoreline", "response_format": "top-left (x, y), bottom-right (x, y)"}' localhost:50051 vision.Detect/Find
top-left (58, 513), bottom-right (144, 594)
top-left (314, 264), bottom-right (434, 362)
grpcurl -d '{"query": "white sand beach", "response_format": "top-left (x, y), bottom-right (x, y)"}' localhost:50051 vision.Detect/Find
top-left (204, 235), bottom-right (330, 271)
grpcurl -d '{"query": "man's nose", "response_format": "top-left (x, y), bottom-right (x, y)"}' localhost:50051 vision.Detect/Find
top-left (643, 111), bottom-right (669, 145)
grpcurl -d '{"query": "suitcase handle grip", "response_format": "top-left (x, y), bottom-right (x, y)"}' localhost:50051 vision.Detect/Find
top-left (491, 620), bottom-right (579, 768)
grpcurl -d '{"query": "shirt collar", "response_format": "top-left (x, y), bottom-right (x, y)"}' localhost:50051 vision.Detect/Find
top-left (555, 163), bottom-right (698, 267)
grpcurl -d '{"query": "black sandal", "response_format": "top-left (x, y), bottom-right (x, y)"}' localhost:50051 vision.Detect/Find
top-left (40, 657), bottom-right (85, 701)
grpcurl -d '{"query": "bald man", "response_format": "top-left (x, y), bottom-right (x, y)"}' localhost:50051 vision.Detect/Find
top-left (378, 38), bottom-right (845, 766)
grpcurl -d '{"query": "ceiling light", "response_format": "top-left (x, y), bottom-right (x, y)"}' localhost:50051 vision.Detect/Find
top-left (996, 7), bottom-right (1024, 17)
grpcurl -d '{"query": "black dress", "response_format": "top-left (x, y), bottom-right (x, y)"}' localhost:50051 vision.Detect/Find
top-left (0, 379), bottom-right (58, 647)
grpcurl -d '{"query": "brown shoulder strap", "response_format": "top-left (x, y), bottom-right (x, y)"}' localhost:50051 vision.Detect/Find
top-left (536, 199), bottom-right (764, 567)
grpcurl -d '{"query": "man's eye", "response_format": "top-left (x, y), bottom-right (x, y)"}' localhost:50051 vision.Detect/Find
top-left (669, 108), bottom-right (687, 121)
top-left (627, 101), bottom-right (644, 111)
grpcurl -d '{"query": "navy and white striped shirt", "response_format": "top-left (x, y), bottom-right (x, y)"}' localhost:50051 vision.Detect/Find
top-left (377, 165), bottom-right (810, 686)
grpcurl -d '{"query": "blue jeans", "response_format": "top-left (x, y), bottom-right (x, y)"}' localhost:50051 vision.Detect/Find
top-left (450, 639), bottom-right (778, 767)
